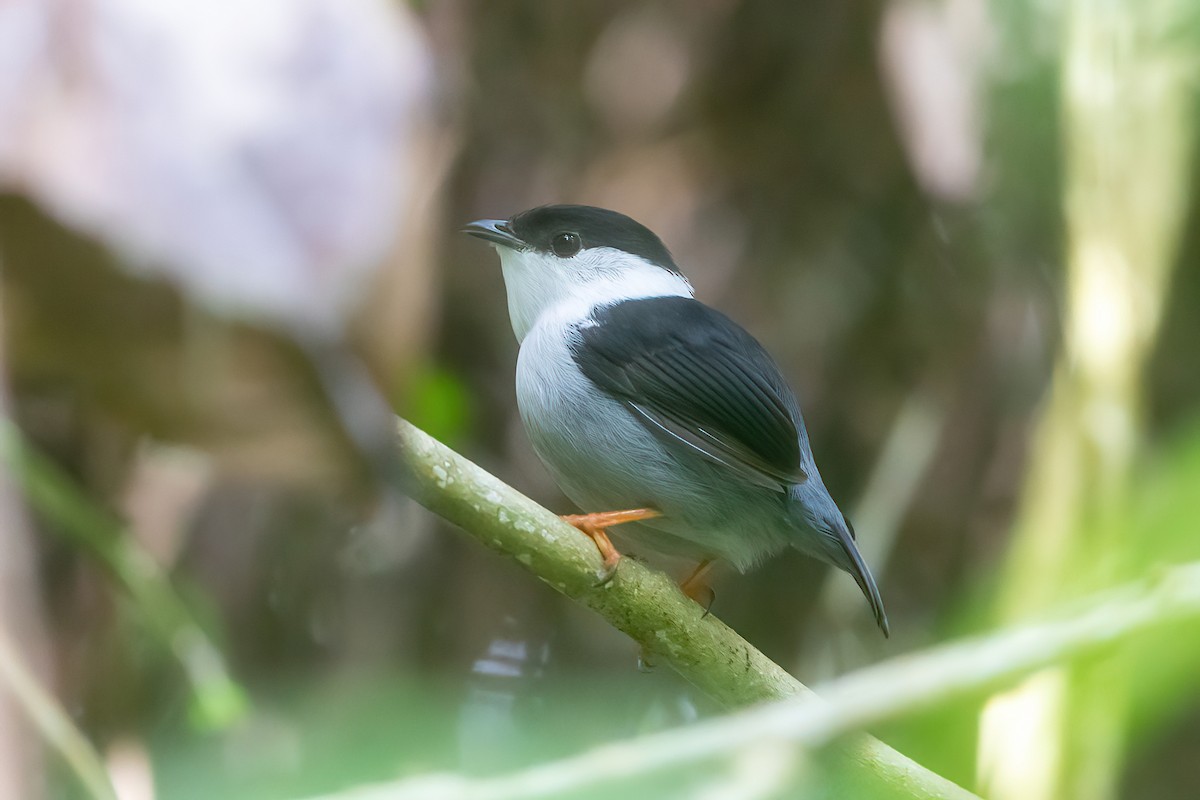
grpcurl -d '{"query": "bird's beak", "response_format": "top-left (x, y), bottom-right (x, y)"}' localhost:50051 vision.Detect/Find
top-left (462, 219), bottom-right (527, 250)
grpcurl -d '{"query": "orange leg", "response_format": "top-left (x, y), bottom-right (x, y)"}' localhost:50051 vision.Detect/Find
top-left (560, 508), bottom-right (660, 581)
top-left (680, 558), bottom-right (717, 615)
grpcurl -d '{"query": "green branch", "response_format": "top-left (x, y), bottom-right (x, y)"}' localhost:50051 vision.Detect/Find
top-left (395, 417), bottom-right (977, 799)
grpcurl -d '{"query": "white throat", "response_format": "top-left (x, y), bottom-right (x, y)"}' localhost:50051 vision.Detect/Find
top-left (497, 246), bottom-right (693, 341)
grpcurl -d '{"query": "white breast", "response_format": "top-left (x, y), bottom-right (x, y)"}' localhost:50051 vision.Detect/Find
top-left (515, 296), bottom-right (672, 514)
top-left (512, 268), bottom-right (694, 484)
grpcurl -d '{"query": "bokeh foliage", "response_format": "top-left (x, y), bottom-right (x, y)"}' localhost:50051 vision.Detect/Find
top-left (1, 0), bottom-right (1199, 798)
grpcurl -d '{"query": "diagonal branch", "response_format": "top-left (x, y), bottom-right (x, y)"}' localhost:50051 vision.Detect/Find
top-left (394, 417), bottom-right (977, 800)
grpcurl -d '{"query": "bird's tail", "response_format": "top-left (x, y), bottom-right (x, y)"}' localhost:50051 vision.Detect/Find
top-left (791, 483), bottom-right (890, 637)
top-left (834, 515), bottom-right (890, 637)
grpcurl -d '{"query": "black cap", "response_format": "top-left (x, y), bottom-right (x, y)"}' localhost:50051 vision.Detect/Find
top-left (507, 205), bottom-right (679, 273)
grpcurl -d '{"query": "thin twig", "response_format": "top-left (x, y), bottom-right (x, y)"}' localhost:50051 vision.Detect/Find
top-left (0, 622), bottom-right (118, 800)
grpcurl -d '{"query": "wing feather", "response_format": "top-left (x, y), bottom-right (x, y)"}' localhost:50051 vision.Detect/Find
top-left (571, 296), bottom-right (808, 492)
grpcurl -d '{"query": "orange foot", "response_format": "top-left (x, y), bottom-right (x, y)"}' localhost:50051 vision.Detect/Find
top-left (680, 559), bottom-right (717, 616)
top-left (560, 508), bottom-right (660, 583)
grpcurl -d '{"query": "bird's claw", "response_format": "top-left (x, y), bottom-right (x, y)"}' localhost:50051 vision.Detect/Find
top-left (593, 552), bottom-right (621, 586)
top-left (584, 533), bottom-right (621, 586)
top-left (679, 559), bottom-right (717, 617)
top-left (560, 513), bottom-right (628, 586)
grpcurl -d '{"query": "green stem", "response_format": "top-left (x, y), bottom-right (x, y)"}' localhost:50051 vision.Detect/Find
top-left (0, 422), bottom-right (246, 729)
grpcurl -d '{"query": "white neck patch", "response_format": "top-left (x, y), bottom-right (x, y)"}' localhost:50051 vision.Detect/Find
top-left (497, 245), bottom-right (693, 341)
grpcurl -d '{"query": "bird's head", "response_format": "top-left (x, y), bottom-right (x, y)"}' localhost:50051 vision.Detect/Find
top-left (464, 205), bottom-right (691, 340)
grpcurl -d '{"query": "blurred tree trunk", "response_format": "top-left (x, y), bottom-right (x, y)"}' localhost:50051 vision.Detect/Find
top-left (979, 1), bottom-right (1196, 799)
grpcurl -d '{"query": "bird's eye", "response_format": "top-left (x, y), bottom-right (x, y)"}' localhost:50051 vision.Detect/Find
top-left (550, 232), bottom-right (582, 258)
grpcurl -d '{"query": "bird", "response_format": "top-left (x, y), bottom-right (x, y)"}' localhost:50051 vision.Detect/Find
top-left (463, 204), bottom-right (889, 636)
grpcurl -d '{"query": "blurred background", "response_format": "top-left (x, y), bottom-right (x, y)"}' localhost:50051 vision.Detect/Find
top-left (1, 0), bottom-right (1198, 798)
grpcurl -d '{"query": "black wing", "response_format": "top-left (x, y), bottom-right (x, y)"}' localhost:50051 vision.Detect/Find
top-left (571, 296), bottom-right (807, 492)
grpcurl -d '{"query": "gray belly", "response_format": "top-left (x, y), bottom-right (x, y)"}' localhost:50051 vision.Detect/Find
top-left (515, 326), bottom-right (791, 570)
